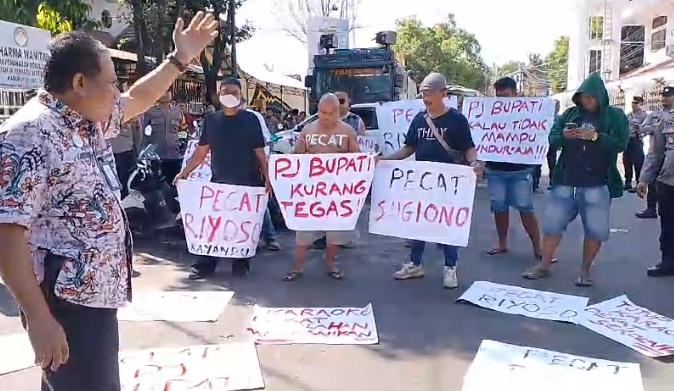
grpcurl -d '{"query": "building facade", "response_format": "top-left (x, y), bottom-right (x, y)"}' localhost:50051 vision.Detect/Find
top-left (567, 0), bottom-right (674, 90)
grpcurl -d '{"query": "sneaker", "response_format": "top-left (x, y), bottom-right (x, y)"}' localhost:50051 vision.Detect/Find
top-left (635, 209), bottom-right (657, 219)
top-left (394, 262), bottom-right (425, 280)
top-left (443, 266), bottom-right (458, 289)
top-left (267, 240), bottom-right (282, 251)
top-left (624, 182), bottom-right (633, 191)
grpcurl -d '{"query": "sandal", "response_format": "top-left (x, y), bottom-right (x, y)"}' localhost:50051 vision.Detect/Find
top-left (283, 271), bottom-right (303, 281)
top-left (522, 266), bottom-right (552, 280)
top-left (486, 248), bottom-right (509, 256)
top-left (574, 275), bottom-right (594, 287)
top-left (327, 269), bottom-right (345, 280)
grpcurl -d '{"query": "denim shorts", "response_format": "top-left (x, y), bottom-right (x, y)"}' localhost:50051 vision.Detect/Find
top-left (542, 185), bottom-right (611, 242)
top-left (485, 169), bottom-right (535, 213)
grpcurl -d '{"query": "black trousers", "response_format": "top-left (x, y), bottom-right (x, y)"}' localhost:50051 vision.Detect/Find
top-left (193, 256), bottom-right (251, 275)
top-left (658, 182), bottom-right (674, 267)
top-left (647, 183), bottom-right (658, 211)
top-left (546, 147), bottom-right (557, 175)
top-left (37, 253), bottom-right (120, 391)
top-left (533, 165), bottom-right (542, 190)
top-left (114, 150), bottom-right (135, 199)
top-left (160, 159), bottom-right (182, 187)
top-left (623, 137), bottom-right (645, 184)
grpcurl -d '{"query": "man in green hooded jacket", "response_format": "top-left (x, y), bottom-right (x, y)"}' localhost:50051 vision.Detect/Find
top-left (523, 73), bottom-right (629, 286)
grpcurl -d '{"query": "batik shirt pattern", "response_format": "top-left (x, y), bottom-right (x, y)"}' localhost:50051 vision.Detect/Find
top-left (0, 90), bottom-right (132, 309)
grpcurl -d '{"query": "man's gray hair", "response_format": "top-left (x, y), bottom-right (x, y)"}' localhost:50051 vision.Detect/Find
top-left (319, 93), bottom-right (340, 107)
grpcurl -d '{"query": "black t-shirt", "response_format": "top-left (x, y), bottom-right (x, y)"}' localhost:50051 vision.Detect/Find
top-left (404, 109), bottom-right (475, 164)
top-left (561, 113), bottom-right (609, 187)
top-left (199, 110), bottom-right (265, 187)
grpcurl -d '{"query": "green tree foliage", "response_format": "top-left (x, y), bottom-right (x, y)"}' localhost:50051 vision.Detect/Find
top-left (124, 1), bottom-right (253, 103)
top-left (545, 36), bottom-right (569, 93)
top-left (394, 15), bottom-right (488, 90)
top-left (493, 60), bottom-right (524, 78)
top-left (0, 0), bottom-right (95, 34)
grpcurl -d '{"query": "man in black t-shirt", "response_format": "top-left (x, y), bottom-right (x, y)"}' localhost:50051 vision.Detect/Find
top-left (484, 77), bottom-right (542, 261)
top-left (176, 78), bottom-right (270, 279)
top-left (381, 72), bottom-right (481, 289)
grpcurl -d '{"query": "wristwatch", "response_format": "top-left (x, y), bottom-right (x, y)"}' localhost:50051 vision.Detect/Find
top-left (167, 53), bottom-right (188, 73)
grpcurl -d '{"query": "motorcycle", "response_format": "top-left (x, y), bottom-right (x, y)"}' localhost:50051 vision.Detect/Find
top-left (122, 144), bottom-right (181, 234)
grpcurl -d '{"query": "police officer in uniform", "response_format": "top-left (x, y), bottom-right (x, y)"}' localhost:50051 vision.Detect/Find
top-left (637, 86), bottom-right (674, 277)
top-left (623, 96), bottom-right (648, 192)
top-left (143, 89), bottom-right (188, 184)
top-left (637, 89), bottom-right (674, 218)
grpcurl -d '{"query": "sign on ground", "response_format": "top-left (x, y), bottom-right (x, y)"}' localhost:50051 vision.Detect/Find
top-left (248, 304), bottom-right (378, 345)
top-left (462, 340), bottom-right (643, 391)
top-left (119, 343), bottom-right (264, 391)
top-left (580, 295), bottom-right (674, 357)
top-left (118, 291), bottom-right (234, 322)
top-left (457, 281), bottom-right (589, 323)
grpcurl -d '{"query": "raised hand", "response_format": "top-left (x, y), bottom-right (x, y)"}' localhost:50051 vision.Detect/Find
top-left (173, 11), bottom-right (220, 64)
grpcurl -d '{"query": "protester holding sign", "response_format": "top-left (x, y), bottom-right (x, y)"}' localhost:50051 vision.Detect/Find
top-left (0, 13), bottom-right (218, 391)
top-left (283, 93), bottom-right (361, 281)
top-left (381, 73), bottom-right (481, 289)
top-left (479, 77), bottom-right (543, 262)
top-left (176, 78), bottom-right (271, 279)
top-left (523, 73), bottom-right (629, 286)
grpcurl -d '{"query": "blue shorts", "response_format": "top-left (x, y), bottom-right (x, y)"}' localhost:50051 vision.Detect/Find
top-left (542, 185), bottom-right (611, 242)
top-left (486, 169), bottom-right (535, 213)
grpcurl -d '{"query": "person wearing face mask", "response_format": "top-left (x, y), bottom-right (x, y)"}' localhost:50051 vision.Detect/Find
top-left (175, 78), bottom-right (271, 279)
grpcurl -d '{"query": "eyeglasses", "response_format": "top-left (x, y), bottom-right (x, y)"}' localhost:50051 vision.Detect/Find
top-left (338, 99), bottom-right (346, 104)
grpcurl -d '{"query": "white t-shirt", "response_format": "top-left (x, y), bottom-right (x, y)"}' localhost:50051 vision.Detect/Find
top-left (247, 109), bottom-right (271, 155)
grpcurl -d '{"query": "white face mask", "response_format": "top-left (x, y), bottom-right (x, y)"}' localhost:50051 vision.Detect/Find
top-left (219, 94), bottom-right (241, 109)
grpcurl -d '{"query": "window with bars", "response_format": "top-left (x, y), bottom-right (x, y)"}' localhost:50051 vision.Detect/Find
top-left (589, 16), bottom-right (604, 40)
top-left (620, 25), bottom-right (645, 75)
top-left (589, 50), bottom-right (602, 75)
top-left (651, 16), bottom-right (667, 52)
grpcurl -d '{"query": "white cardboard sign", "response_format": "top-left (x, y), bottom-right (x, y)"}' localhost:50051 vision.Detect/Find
top-left (463, 97), bottom-right (555, 164)
top-left (375, 98), bottom-right (457, 155)
top-left (248, 304), bottom-right (378, 345)
top-left (177, 181), bottom-right (268, 258)
top-left (369, 160), bottom-right (476, 246)
top-left (181, 140), bottom-right (212, 182)
top-left (119, 343), bottom-right (264, 391)
top-left (462, 340), bottom-right (643, 391)
top-left (268, 153), bottom-right (375, 231)
top-left (0, 333), bottom-right (34, 375)
top-left (118, 291), bottom-right (234, 322)
top-left (579, 295), bottom-right (674, 357)
top-left (457, 281), bottom-right (589, 323)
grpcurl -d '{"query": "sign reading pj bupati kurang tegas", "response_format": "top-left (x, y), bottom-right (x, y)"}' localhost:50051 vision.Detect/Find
top-left (0, 20), bottom-right (51, 90)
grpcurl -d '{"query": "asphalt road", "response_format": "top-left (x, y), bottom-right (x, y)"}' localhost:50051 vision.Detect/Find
top-left (1, 180), bottom-right (672, 391)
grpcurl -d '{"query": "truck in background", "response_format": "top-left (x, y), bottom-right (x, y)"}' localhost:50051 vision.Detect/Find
top-left (304, 31), bottom-right (417, 113)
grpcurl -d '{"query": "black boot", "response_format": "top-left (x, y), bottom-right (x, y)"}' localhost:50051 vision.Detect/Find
top-left (647, 262), bottom-right (674, 277)
top-left (232, 259), bottom-right (251, 276)
top-left (635, 209), bottom-right (657, 219)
